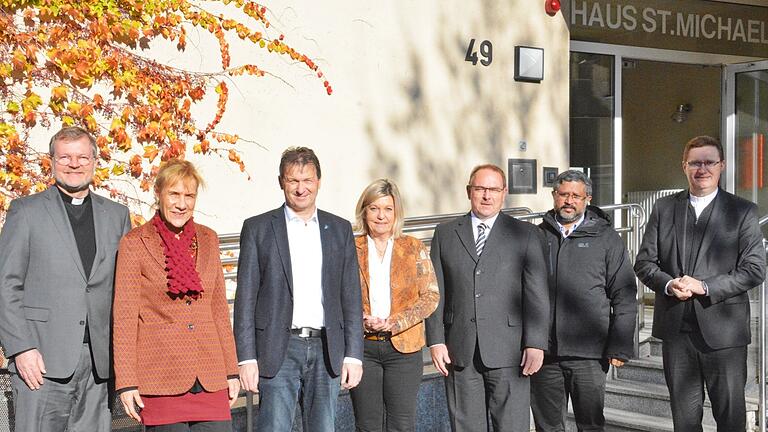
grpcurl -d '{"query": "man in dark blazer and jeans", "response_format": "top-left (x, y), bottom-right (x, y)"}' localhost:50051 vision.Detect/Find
top-left (635, 135), bottom-right (766, 431)
top-left (234, 147), bottom-right (363, 432)
top-left (425, 164), bottom-right (549, 432)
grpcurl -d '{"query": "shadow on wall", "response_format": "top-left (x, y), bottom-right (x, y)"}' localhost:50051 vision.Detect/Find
top-left (363, 0), bottom-right (569, 214)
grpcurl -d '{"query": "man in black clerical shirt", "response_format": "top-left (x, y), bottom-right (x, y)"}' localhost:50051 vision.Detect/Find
top-left (635, 136), bottom-right (766, 431)
top-left (0, 127), bottom-right (132, 432)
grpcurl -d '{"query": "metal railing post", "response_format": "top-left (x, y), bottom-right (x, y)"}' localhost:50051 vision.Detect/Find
top-left (761, 239), bottom-right (766, 432)
top-left (246, 392), bottom-right (254, 432)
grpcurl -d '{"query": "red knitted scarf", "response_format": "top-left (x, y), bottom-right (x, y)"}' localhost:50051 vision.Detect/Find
top-left (151, 213), bottom-right (204, 299)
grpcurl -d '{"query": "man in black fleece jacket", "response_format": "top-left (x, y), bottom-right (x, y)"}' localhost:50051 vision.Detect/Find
top-left (530, 170), bottom-right (637, 432)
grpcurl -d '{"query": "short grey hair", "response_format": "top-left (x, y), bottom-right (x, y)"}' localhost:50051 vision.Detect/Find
top-left (48, 126), bottom-right (98, 158)
top-left (553, 170), bottom-right (593, 196)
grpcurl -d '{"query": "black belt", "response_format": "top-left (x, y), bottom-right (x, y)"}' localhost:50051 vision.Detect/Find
top-left (291, 327), bottom-right (323, 338)
top-left (364, 332), bottom-right (392, 341)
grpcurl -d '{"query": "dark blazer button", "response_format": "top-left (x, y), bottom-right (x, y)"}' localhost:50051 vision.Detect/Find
top-left (470, 318), bottom-right (476, 322)
top-left (79, 320), bottom-right (85, 325)
top-left (188, 323), bottom-right (194, 330)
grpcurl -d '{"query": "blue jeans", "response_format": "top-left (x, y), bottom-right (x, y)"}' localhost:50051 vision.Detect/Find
top-left (257, 335), bottom-right (341, 432)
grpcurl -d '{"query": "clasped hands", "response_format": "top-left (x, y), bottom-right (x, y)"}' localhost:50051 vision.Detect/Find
top-left (668, 275), bottom-right (706, 301)
top-left (363, 314), bottom-right (394, 333)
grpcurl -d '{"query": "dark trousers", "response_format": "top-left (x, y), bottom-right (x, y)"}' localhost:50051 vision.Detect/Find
top-left (350, 339), bottom-right (423, 432)
top-left (146, 421), bottom-right (231, 432)
top-left (445, 345), bottom-right (530, 432)
top-left (530, 357), bottom-right (608, 432)
top-left (662, 331), bottom-right (747, 432)
top-left (11, 343), bottom-right (110, 432)
top-left (256, 335), bottom-right (341, 432)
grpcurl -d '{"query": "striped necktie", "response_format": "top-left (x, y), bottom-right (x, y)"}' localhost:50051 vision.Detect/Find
top-left (476, 223), bottom-right (488, 256)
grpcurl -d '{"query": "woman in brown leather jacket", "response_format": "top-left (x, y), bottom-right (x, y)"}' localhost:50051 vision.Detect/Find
top-left (349, 179), bottom-right (439, 432)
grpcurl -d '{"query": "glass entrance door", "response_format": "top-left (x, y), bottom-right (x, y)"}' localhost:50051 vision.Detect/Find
top-left (725, 61), bottom-right (768, 233)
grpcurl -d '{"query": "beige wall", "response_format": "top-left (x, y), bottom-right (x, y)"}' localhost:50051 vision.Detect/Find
top-left (622, 60), bottom-right (721, 194)
top-left (165, 1), bottom-right (571, 233)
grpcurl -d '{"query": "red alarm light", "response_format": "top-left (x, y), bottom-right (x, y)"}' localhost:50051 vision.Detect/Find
top-left (545, 0), bottom-right (561, 16)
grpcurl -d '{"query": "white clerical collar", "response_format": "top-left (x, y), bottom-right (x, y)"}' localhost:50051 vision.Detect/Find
top-left (688, 189), bottom-right (718, 220)
top-left (689, 188), bottom-right (718, 204)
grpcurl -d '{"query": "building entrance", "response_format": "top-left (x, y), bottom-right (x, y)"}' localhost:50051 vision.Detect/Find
top-left (726, 61), bottom-right (768, 235)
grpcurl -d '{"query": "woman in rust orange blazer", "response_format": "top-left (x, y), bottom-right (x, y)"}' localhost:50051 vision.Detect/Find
top-left (113, 159), bottom-right (239, 432)
top-left (349, 179), bottom-right (439, 432)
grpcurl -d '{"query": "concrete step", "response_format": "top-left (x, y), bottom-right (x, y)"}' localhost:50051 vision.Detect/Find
top-left (567, 407), bottom-right (717, 432)
top-left (637, 336), bottom-right (663, 358)
top-left (602, 378), bottom-right (759, 430)
top-left (604, 378), bottom-right (717, 426)
top-left (614, 356), bottom-right (666, 386)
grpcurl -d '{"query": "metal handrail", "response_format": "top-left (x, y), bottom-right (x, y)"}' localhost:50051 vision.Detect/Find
top-left (220, 203), bottom-right (645, 276)
top-left (752, 212), bottom-right (767, 432)
top-left (761, 238), bottom-right (767, 432)
top-left (223, 202), bottom-right (647, 432)
top-left (761, 272), bottom-right (766, 432)
top-left (760, 214), bottom-right (768, 227)
top-left (759, 213), bottom-right (768, 432)
top-left (218, 207), bottom-right (535, 268)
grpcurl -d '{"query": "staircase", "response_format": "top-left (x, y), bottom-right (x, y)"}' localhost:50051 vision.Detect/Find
top-left (564, 309), bottom-right (760, 432)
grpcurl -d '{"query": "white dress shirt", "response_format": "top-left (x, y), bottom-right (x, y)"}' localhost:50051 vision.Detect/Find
top-left (284, 205), bottom-right (325, 329)
top-left (556, 214), bottom-right (585, 238)
top-left (240, 205), bottom-right (361, 365)
top-left (367, 236), bottom-right (393, 319)
top-left (471, 211), bottom-right (500, 242)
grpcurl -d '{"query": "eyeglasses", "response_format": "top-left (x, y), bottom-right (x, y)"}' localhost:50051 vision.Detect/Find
top-left (554, 191), bottom-right (588, 202)
top-left (469, 186), bottom-right (504, 194)
top-left (54, 155), bottom-right (93, 166)
top-left (685, 160), bottom-right (721, 170)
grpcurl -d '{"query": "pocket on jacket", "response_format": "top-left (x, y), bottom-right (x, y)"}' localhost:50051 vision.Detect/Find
top-left (723, 294), bottom-right (749, 305)
top-left (444, 311), bottom-right (454, 325)
top-left (507, 315), bottom-right (521, 327)
top-left (24, 306), bottom-right (49, 322)
top-left (254, 316), bottom-right (268, 330)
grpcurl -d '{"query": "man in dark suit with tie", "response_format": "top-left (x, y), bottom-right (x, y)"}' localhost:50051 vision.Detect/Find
top-left (0, 127), bottom-right (131, 431)
top-left (234, 147), bottom-right (363, 432)
top-left (635, 135), bottom-right (766, 431)
top-left (425, 164), bottom-right (549, 432)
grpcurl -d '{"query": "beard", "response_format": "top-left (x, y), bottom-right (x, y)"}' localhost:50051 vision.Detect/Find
top-left (55, 178), bottom-right (91, 194)
top-left (555, 206), bottom-right (583, 224)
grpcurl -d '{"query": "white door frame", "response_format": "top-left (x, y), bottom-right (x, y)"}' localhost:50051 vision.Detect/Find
top-left (570, 40), bottom-right (759, 201)
top-left (723, 60), bottom-right (768, 195)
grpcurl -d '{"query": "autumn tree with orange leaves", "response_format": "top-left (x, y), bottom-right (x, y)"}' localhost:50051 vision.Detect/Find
top-left (0, 0), bottom-right (331, 221)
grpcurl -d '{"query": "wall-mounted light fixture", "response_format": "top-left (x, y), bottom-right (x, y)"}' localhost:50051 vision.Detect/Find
top-left (671, 104), bottom-right (692, 123)
top-left (514, 46), bottom-right (544, 83)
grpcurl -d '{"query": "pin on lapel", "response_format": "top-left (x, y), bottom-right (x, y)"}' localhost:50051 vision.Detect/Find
top-left (323, 224), bottom-right (329, 230)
